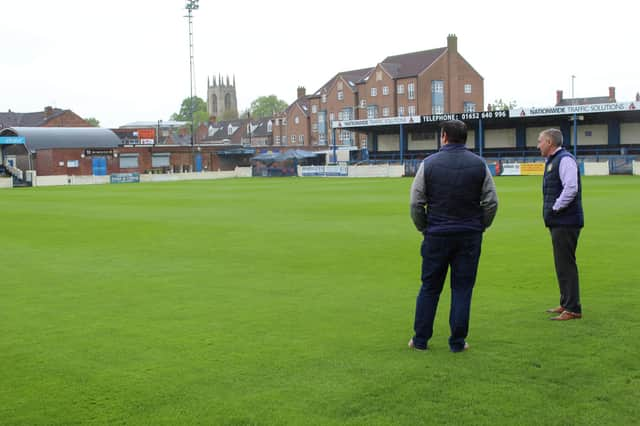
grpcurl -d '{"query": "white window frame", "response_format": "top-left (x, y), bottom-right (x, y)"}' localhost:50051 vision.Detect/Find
top-left (382, 107), bottom-right (390, 117)
top-left (408, 83), bottom-right (415, 100)
top-left (371, 87), bottom-right (377, 97)
top-left (397, 84), bottom-right (405, 94)
top-left (382, 86), bottom-right (389, 95)
top-left (291, 135), bottom-right (296, 144)
top-left (464, 83), bottom-right (472, 94)
top-left (294, 116), bottom-right (299, 124)
top-left (408, 105), bottom-right (416, 116)
top-left (398, 106), bottom-right (405, 116)
top-left (311, 105), bottom-right (317, 113)
top-left (337, 91), bottom-right (344, 101)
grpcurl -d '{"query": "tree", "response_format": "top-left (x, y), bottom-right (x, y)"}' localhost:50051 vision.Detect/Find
top-left (489, 99), bottom-right (518, 111)
top-left (85, 117), bottom-right (100, 127)
top-left (250, 95), bottom-right (288, 119)
top-left (171, 96), bottom-right (208, 124)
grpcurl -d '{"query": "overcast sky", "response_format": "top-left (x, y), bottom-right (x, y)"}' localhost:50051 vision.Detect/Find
top-left (2, 0), bottom-right (637, 128)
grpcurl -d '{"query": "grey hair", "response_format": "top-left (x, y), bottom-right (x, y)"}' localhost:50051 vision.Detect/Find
top-left (541, 128), bottom-right (563, 147)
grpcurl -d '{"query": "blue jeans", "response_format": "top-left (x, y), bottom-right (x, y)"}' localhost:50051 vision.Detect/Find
top-left (412, 232), bottom-right (482, 352)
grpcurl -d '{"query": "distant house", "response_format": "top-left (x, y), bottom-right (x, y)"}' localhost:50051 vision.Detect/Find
top-left (118, 120), bottom-right (190, 145)
top-left (0, 106), bottom-right (91, 129)
top-left (274, 90), bottom-right (311, 148)
top-left (242, 118), bottom-right (272, 147)
top-left (202, 119), bottom-right (246, 144)
top-left (556, 87), bottom-right (617, 106)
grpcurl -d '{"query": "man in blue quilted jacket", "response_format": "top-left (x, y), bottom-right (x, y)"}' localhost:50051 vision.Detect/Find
top-left (537, 128), bottom-right (584, 321)
top-left (408, 120), bottom-right (498, 352)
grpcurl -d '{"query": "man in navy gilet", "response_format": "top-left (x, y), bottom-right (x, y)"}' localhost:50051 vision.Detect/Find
top-left (408, 120), bottom-right (498, 352)
top-left (537, 128), bottom-right (584, 321)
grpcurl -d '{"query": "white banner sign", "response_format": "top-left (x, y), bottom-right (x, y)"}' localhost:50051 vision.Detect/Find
top-left (511, 102), bottom-right (639, 118)
top-left (332, 116), bottom-right (420, 128)
top-left (501, 163), bottom-right (521, 176)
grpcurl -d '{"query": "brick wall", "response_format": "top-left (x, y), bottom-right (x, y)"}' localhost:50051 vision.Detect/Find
top-left (43, 111), bottom-right (91, 127)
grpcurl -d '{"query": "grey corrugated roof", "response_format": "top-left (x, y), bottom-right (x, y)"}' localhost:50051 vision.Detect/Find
top-left (120, 120), bottom-right (189, 128)
top-left (0, 127), bottom-right (121, 151)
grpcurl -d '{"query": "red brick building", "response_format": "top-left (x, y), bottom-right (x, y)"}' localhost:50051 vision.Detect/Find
top-left (0, 106), bottom-right (91, 129)
top-left (283, 34), bottom-right (483, 151)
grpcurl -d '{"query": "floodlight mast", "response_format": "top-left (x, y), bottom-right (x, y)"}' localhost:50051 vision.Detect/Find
top-left (185, 0), bottom-right (199, 150)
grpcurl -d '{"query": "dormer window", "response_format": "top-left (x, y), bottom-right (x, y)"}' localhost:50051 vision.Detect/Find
top-left (267, 120), bottom-right (272, 132)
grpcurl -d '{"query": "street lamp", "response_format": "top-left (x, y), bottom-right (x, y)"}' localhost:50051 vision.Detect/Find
top-left (571, 75), bottom-right (576, 98)
top-left (247, 111), bottom-right (252, 147)
top-left (156, 119), bottom-right (163, 145)
top-left (185, 0), bottom-right (199, 147)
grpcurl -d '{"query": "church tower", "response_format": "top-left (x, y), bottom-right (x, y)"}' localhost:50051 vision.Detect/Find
top-left (207, 74), bottom-right (238, 120)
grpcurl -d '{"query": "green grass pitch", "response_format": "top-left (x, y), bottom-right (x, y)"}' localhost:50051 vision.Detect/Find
top-left (1, 176), bottom-right (638, 424)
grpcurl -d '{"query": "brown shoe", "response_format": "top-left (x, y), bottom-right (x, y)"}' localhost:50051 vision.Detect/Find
top-left (546, 306), bottom-right (564, 314)
top-left (550, 310), bottom-right (582, 321)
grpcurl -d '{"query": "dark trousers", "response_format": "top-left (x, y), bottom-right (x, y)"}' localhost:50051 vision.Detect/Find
top-left (413, 232), bottom-right (482, 352)
top-left (550, 227), bottom-right (581, 313)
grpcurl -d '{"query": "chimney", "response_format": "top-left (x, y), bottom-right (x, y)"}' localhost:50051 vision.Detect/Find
top-left (44, 106), bottom-right (54, 117)
top-left (297, 86), bottom-right (306, 99)
top-left (608, 86), bottom-right (616, 102)
top-left (209, 115), bottom-right (217, 124)
top-left (556, 90), bottom-right (563, 105)
top-left (636, 92), bottom-right (640, 102)
top-left (447, 34), bottom-right (457, 54)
